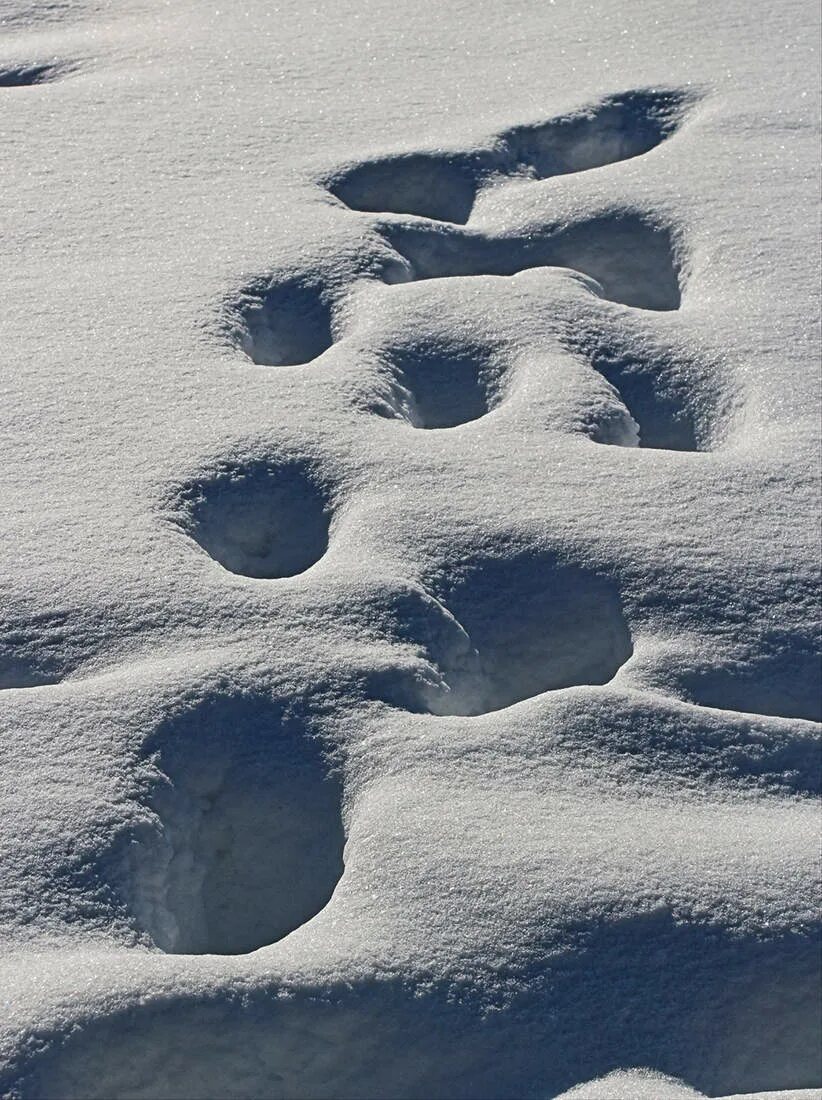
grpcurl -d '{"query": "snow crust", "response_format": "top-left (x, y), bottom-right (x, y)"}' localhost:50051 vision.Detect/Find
top-left (0, 0), bottom-right (819, 1096)
top-left (555, 1071), bottom-right (821, 1099)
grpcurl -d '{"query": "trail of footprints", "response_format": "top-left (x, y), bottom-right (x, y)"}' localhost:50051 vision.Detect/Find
top-left (142, 85), bottom-right (822, 957)
top-left (139, 85), bottom-right (821, 962)
top-left (201, 88), bottom-right (707, 607)
top-left (232, 90), bottom-right (722, 451)
top-left (0, 80), bottom-right (812, 973)
top-left (192, 91), bottom-right (703, 605)
top-left (3, 84), bottom-right (813, 978)
top-left (132, 88), bottom-right (689, 956)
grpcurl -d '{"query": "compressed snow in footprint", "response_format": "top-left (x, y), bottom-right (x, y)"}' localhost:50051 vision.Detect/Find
top-left (0, 0), bottom-right (819, 1098)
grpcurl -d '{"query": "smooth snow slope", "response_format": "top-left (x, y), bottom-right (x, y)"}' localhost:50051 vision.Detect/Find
top-left (0, 0), bottom-right (820, 1096)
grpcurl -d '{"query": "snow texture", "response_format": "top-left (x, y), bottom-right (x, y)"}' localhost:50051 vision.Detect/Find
top-left (0, 0), bottom-right (820, 1097)
top-left (555, 1071), bottom-right (820, 1099)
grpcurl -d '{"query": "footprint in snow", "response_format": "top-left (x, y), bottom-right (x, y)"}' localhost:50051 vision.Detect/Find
top-left (228, 86), bottom-right (717, 451)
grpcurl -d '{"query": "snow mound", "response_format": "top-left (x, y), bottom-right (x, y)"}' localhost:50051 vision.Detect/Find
top-left (554, 1068), bottom-right (706, 1099)
top-left (556, 1073), bottom-right (822, 1100)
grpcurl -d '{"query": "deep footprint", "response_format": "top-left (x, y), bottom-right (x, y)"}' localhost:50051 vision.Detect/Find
top-left (325, 88), bottom-right (693, 225)
top-left (176, 459), bottom-right (332, 579)
top-left (126, 692), bottom-right (344, 955)
top-left (421, 550), bottom-right (633, 715)
top-left (501, 87), bottom-right (693, 181)
top-left (0, 608), bottom-right (81, 689)
top-left (326, 151), bottom-right (481, 225)
top-left (586, 342), bottom-right (701, 450)
top-left (573, 334), bottom-right (728, 452)
top-left (676, 632), bottom-right (822, 723)
top-left (0, 641), bottom-right (64, 689)
top-left (231, 275), bottom-right (335, 367)
top-left (380, 212), bottom-right (681, 312)
top-left (377, 337), bottom-right (507, 429)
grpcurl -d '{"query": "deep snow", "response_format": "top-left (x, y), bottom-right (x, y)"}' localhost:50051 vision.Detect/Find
top-left (0, 0), bottom-right (820, 1097)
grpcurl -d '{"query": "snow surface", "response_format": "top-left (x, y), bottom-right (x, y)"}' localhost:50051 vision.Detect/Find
top-left (0, 0), bottom-right (820, 1096)
top-left (555, 1071), bottom-right (821, 1099)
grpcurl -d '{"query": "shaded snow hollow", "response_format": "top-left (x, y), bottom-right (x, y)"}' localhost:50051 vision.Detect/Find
top-left (0, 0), bottom-right (820, 1098)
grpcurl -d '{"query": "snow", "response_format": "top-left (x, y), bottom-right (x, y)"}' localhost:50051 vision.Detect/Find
top-left (0, 0), bottom-right (819, 1096)
top-left (555, 1071), bottom-right (820, 1099)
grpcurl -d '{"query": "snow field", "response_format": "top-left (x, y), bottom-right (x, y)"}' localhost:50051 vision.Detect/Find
top-left (0, 0), bottom-right (819, 1096)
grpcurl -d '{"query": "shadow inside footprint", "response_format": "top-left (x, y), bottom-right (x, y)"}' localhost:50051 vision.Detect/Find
top-left (0, 609), bottom-right (73, 689)
top-left (587, 343), bottom-right (700, 451)
top-left (324, 88), bottom-right (692, 226)
top-left (326, 152), bottom-right (483, 225)
top-left (424, 551), bottom-right (633, 715)
top-left (379, 339), bottom-right (504, 429)
top-left (0, 62), bottom-right (69, 86)
top-left (232, 275), bottom-right (334, 366)
top-left (177, 460), bottom-right (332, 579)
top-left (502, 88), bottom-right (691, 180)
top-left (126, 693), bottom-right (344, 955)
top-left (676, 632), bottom-right (822, 723)
top-left (381, 213), bottom-right (681, 312)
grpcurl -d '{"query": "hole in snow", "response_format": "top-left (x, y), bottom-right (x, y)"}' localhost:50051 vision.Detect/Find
top-left (381, 213), bottom-right (681, 312)
top-left (502, 88), bottom-right (691, 180)
top-left (677, 634), bottom-right (822, 723)
top-left (420, 551), bottom-right (633, 715)
top-left (232, 275), bottom-right (334, 366)
top-left (378, 339), bottom-right (505, 429)
top-left (565, 329), bottom-right (736, 452)
top-left (177, 459), bottom-right (332, 579)
top-left (324, 88), bottom-right (692, 226)
top-left (326, 152), bottom-right (480, 225)
top-left (0, 610), bottom-right (76, 689)
top-left (0, 62), bottom-right (71, 86)
top-left (128, 693), bottom-right (344, 955)
top-left (0, 660), bottom-right (61, 690)
top-left (587, 343), bottom-right (701, 451)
